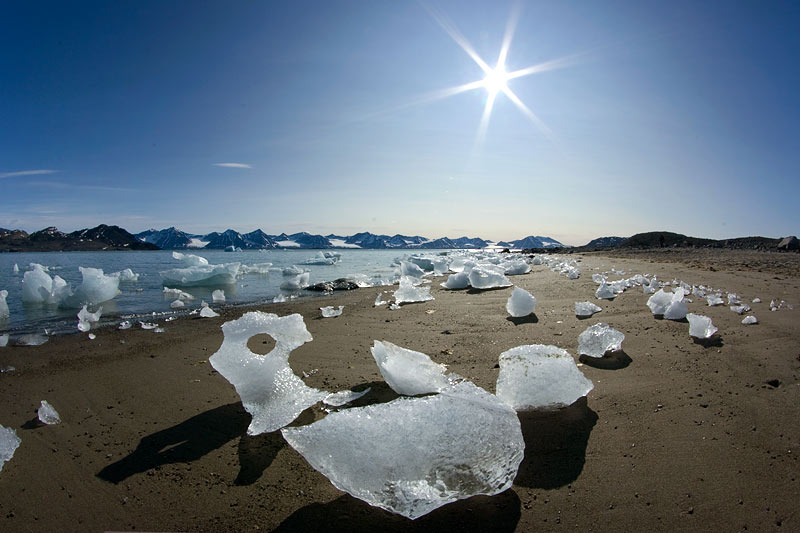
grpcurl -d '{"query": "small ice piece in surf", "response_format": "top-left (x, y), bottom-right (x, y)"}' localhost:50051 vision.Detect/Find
top-left (393, 276), bottom-right (434, 305)
top-left (212, 289), bottom-right (226, 303)
top-left (0, 334), bottom-right (8, 347)
top-left (320, 305), bottom-right (343, 318)
top-left (371, 340), bottom-right (451, 395)
top-left (506, 287), bottom-right (536, 317)
top-left (118, 320), bottom-right (132, 330)
top-left (0, 424), bottom-right (22, 471)
top-left (140, 322), bottom-right (157, 330)
top-left (742, 315), bottom-right (758, 325)
top-left (209, 312), bottom-right (327, 435)
top-left (77, 305), bottom-right (102, 332)
top-left (170, 299), bottom-right (185, 309)
top-left (37, 400), bottom-right (61, 425)
top-left (281, 381), bottom-right (524, 520)
top-left (280, 272), bottom-right (310, 290)
top-left (468, 265), bottom-right (512, 290)
top-left (578, 323), bottom-right (624, 358)
top-left (495, 344), bottom-right (594, 410)
top-left (706, 294), bottom-right (724, 306)
top-left (730, 304), bottom-right (751, 315)
top-left (199, 306), bottom-right (220, 318)
top-left (282, 265), bottom-right (306, 276)
top-left (575, 301), bottom-right (602, 318)
top-left (323, 387), bottom-right (371, 407)
top-left (14, 333), bottom-right (49, 346)
top-left (595, 282), bottom-right (617, 300)
top-left (440, 271), bottom-right (470, 290)
top-left (0, 290), bottom-right (8, 319)
top-left (272, 294), bottom-right (287, 303)
top-left (686, 313), bottom-right (718, 339)
top-left (374, 292), bottom-right (387, 306)
top-left (12, 264), bottom-right (19, 274)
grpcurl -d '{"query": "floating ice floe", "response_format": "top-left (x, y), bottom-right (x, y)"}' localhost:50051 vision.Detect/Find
top-left (21, 265), bottom-right (70, 305)
top-left (209, 312), bottom-right (327, 435)
top-left (37, 400), bottom-right (61, 425)
top-left (77, 305), bottom-right (102, 332)
top-left (282, 265), bottom-right (307, 276)
top-left (12, 264), bottom-right (19, 274)
top-left (0, 290), bottom-right (8, 319)
top-left (506, 287), bottom-right (536, 317)
top-left (161, 252), bottom-right (240, 287)
top-left (730, 304), bottom-right (751, 315)
top-left (199, 306), bottom-right (220, 318)
top-left (686, 313), bottom-right (718, 339)
top-left (393, 276), bottom-right (434, 305)
top-left (495, 344), bottom-right (594, 410)
top-left (575, 301), bottom-right (602, 318)
top-left (212, 289), bottom-right (226, 303)
top-left (301, 251), bottom-right (341, 265)
top-left (113, 268), bottom-right (139, 282)
top-left (61, 267), bottom-right (121, 309)
top-left (281, 380), bottom-right (524, 520)
top-left (0, 424), bottom-right (21, 472)
top-left (578, 323), bottom-right (624, 358)
top-left (280, 272), bottom-right (310, 290)
top-left (400, 260), bottom-right (426, 278)
top-left (238, 262), bottom-right (273, 275)
top-left (320, 305), bottom-right (343, 318)
top-left (371, 341), bottom-right (452, 395)
top-left (742, 315), bottom-right (758, 325)
top-left (323, 387), bottom-right (371, 407)
top-left (468, 265), bottom-right (512, 290)
top-left (170, 299), bottom-right (185, 309)
top-left (440, 271), bottom-right (470, 290)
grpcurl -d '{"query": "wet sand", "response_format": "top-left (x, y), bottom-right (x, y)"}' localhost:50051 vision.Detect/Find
top-left (0, 250), bottom-right (798, 532)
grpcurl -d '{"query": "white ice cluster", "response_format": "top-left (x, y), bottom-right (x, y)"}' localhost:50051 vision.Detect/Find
top-left (578, 323), bottom-right (625, 358)
top-left (0, 290), bottom-right (8, 319)
top-left (393, 276), bottom-right (434, 305)
top-left (468, 265), bottom-right (512, 290)
top-left (21, 264), bottom-right (120, 308)
top-left (301, 251), bottom-right (341, 265)
top-left (647, 288), bottom-right (688, 320)
top-left (160, 252), bottom-right (240, 287)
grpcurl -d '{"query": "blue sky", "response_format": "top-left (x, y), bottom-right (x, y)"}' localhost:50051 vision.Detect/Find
top-left (1, 1), bottom-right (797, 245)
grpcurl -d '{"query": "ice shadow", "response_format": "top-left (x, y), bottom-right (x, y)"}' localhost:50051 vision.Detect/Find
top-left (21, 417), bottom-right (45, 430)
top-left (693, 335), bottom-right (724, 348)
top-left (96, 402), bottom-right (282, 486)
top-left (506, 314), bottom-right (539, 325)
top-left (579, 350), bottom-right (632, 370)
top-left (466, 287), bottom-right (512, 295)
top-left (514, 397), bottom-right (598, 489)
top-left (274, 489), bottom-right (520, 533)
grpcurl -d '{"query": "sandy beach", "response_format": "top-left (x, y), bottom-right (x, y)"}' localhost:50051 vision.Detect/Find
top-left (1, 249), bottom-right (798, 532)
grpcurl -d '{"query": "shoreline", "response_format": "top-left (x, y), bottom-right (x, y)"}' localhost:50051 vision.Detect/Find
top-left (0, 250), bottom-right (798, 531)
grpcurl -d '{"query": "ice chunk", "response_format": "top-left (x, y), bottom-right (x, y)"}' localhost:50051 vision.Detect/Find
top-left (301, 251), bottom-right (341, 265)
top-left (281, 381), bottom-right (524, 520)
top-left (238, 262), bottom-right (273, 275)
top-left (209, 312), bottom-right (327, 435)
top-left (374, 292), bottom-right (387, 306)
top-left (496, 344), bottom-right (594, 410)
top-left (742, 315), bottom-right (758, 325)
top-left (170, 299), bottom-right (185, 309)
top-left (578, 323), bottom-right (624, 358)
top-left (77, 305), bottom-right (102, 332)
top-left (282, 265), bottom-right (306, 276)
top-left (88, 333), bottom-right (96, 340)
top-left (272, 294), bottom-right (287, 303)
top-left (468, 265), bottom-right (512, 290)
top-left (0, 334), bottom-right (8, 347)
top-left (503, 260), bottom-right (531, 276)
top-left (172, 251), bottom-right (208, 267)
top-left (0, 424), bottom-right (21, 471)
top-left (21, 265), bottom-right (70, 305)
top-left (393, 276), bottom-right (434, 305)
top-left (575, 301), bottom-right (602, 317)
top-left (506, 287), bottom-right (536, 317)
top-left (400, 260), bottom-right (425, 278)
top-left (595, 282), bottom-right (618, 300)
top-left (113, 268), bottom-right (139, 282)
top-left (212, 289), bottom-right (226, 303)
top-left (371, 340), bottom-right (451, 395)
top-left (12, 264), bottom-right (19, 274)
top-left (647, 289), bottom-right (673, 315)
top-left (686, 313), bottom-right (718, 339)
top-left (752, 297), bottom-right (761, 304)
top-left (61, 267), bottom-right (121, 308)
top-left (161, 261), bottom-right (240, 288)
top-left (37, 400), bottom-right (61, 425)
top-left (199, 306), bottom-right (220, 318)
top-left (140, 322), bottom-right (157, 330)
top-left (320, 305), bottom-right (343, 318)
top-left (727, 293), bottom-right (741, 305)
top-left (118, 320), bottom-right (132, 330)
top-left (323, 387), bottom-right (371, 407)
top-left (440, 271), bottom-right (470, 290)
top-left (0, 290), bottom-right (8, 319)
top-left (14, 333), bottom-right (48, 346)
top-left (280, 272), bottom-right (310, 290)
top-left (661, 288), bottom-right (688, 320)
top-left (730, 304), bottom-right (751, 315)
top-left (706, 294), bottom-right (724, 306)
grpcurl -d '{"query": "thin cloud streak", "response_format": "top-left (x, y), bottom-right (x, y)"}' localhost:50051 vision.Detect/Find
top-left (214, 163), bottom-right (252, 169)
top-left (26, 180), bottom-right (137, 193)
top-left (0, 169), bottom-right (58, 179)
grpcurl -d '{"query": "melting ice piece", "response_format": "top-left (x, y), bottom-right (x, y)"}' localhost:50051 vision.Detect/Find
top-left (170, 299), bottom-right (185, 309)
top-left (172, 251), bottom-right (209, 267)
top-left (323, 387), bottom-right (371, 407)
top-left (199, 306), bottom-right (220, 318)
top-left (12, 264), bottom-right (19, 274)
top-left (88, 333), bottom-right (96, 340)
top-left (742, 315), bottom-right (758, 325)
top-left (14, 333), bottom-right (49, 346)
top-left (118, 320), bottom-right (132, 330)
top-left (320, 305), bottom-right (343, 318)
top-left (496, 344), bottom-right (594, 410)
top-left (212, 289), bottom-right (226, 303)
top-left (37, 400), bottom-right (61, 425)
top-left (301, 251), bottom-right (341, 265)
top-left (389, 302), bottom-right (401, 310)
top-left (503, 260), bottom-right (531, 276)
top-left (578, 323), bottom-right (624, 358)
top-left (686, 313), bottom-right (718, 339)
top-left (400, 261), bottom-right (425, 278)
top-left (752, 297), bottom-right (761, 304)
top-left (281, 381), bottom-right (524, 520)
top-left (77, 305), bottom-right (102, 332)
top-left (575, 301), bottom-right (602, 317)
top-left (61, 267), bottom-right (121, 308)
top-left (0, 424), bottom-right (21, 472)
top-left (374, 292), bottom-right (387, 306)
top-left (0, 334), bottom-right (8, 347)
top-left (730, 304), bottom-right (751, 315)
top-left (0, 290), bottom-right (8, 319)
top-left (282, 265), bottom-right (305, 276)
top-left (727, 293), bottom-right (741, 305)
top-left (506, 287), bottom-right (536, 317)
top-left (209, 312), bottom-right (327, 435)
top-left (393, 276), bottom-right (434, 305)
top-left (280, 272), bottom-right (310, 290)
top-left (440, 271), bottom-right (470, 290)
top-left (595, 283), bottom-right (617, 300)
top-left (140, 322), bottom-right (157, 330)
top-left (706, 294), bottom-right (724, 306)
top-left (21, 266), bottom-right (70, 305)
top-left (371, 340), bottom-right (451, 395)
top-left (273, 294), bottom-right (287, 303)
top-left (663, 288), bottom-right (688, 320)
top-left (114, 268), bottom-right (139, 282)
top-left (468, 265), bottom-right (512, 290)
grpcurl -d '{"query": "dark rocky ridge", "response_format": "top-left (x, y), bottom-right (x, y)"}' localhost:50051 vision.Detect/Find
top-left (0, 225), bottom-right (159, 252)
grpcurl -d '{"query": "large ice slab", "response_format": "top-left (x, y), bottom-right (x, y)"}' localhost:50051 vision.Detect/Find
top-left (687, 313), bottom-right (718, 339)
top-left (575, 301), bottom-right (602, 318)
top-left (281, 381), bottom-right (524, 520)
top-left (37, 400), bottom-right (61, 425)
top-left (578, 323), bottom-right (624, 358)
top-left (21, 265), bottom-right (70, 305)
top-left (0, 424), bottom-right (21, 472)
top-left (393, 276), bottom-right (434, 304)
top-left (161, 253), bottom-right (240, 288)
top-left (506, 287), bottom-right (536, 317)
top-left (209, 312), bottom-right (327, 435)
top-left (468, 265), bottom-right (512, 290)
top-left (496, 344), bottom-right (593, 410)
top-left (371, 340), bottom-right (451, 395)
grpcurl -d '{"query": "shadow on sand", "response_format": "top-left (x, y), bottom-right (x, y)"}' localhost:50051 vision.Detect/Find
top-left (506, 314), bottom-right (539, 325)
top-left (693, 335), bottom-right (724, 348)
top-left (579, 350), bottom-right (632, 370)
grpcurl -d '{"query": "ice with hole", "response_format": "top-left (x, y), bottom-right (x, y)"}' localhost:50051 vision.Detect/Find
top-left (468, 265), bottom-right (512, 290)
top-left (578, 323), bottom-right (624, 358)
top-left (77, 305), bottom-right (102, 332)
top-left (0, 424), bottom-right (21, 472)
top-left (506, 287), bottom-right (536, 317)
top-left (495, 344), bottom-right (594, 410)
top-left (575, 301), bottom-right (602, 317)
top-left (440, 271), bottom-right (470, 290)
top-left (209, 312), bottom-right (327, 435)
top-left (320, 305), bottom-right (343, 318)
top-left (371, 341), bottom-right (452, 395)
top-left (0, 290), bottom-right (8, 319)
top-left (686, 313), bottom-right (718, 339)
top-left (37, 400), bottom-right (61, 425)
top-left (161, 252), bottom-right (240, 287)
top-left (742, 315), bottom-right (758, 325)
top-left (393, 276), bottom-right (434, 305)
top-left (281, 380), bottom-right (524, 520)
top-left (212, 289), bottom-right (226, 303)
top-left (323, 387), bottom-right (371, 407)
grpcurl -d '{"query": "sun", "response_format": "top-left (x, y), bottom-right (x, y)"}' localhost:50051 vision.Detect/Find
top-left (483, 64), bottom-right (509, 96)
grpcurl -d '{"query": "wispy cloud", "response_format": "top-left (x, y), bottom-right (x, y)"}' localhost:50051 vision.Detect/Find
top-left (26, 180), bottom-right (136, 193)
top-left (0, 169), bottom-right (58, 179)
top-left (213, 163), bottom-right (252, 169)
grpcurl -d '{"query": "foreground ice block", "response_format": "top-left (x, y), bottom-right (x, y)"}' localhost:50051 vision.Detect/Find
top-left (281, 381), bottom-right (524, 520)
top-left (440, 271), bottom-right (470, 290)
top-left (37, 400), bottom-right (61, 425)
top-left (0, 290), bottom-right (8, 319)
top-left (686, 313), bottom-right (718, 339)
top-left (647, 288), bottom-right (687, 318)
top-left (393, 276), bottom-right (434, 305)
top-left (506, 287), bottom-right (536, 317)
top-left (0, 424), bottom-right (21, 472)
top-left (371, 341), bottom-right (451, 395)
top-left (575, 301), bottom-right (602, 317)
top-left (496, 344), bottom-right (593, 410)
top-left (578, 323), bottom-right (625, 358)
top-left (320, 305), bottom-right (344, 318)
top-left (209, 312), bottom-right (327, 435)
top-left (468, 265), bottom-right (512, 290)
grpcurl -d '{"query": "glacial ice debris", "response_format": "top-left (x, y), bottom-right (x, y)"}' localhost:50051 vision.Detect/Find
top-left (371, 340), bottom-right (451, 395)
top-left (161, 253), bottom-right (240, 288)
top-left (323, 387), bottom-right (371, 407)
top-left (282, 265), bottom-right (306, 276)
top-left (320, 305), bottom-right (343, 318)
top-left (374, 292), bottom-right (387, 306)
top-left (503, 260), bottom-right (531, 276)
top-left (730, 304), bottom-right (751, 315)
top-left (61, 267), bottom-right (121, 308)
top-left (706, 294), bottom-right (724, 306)
top-left (113, 268), bottom-right (139, 282)
top-left (0, 290), bottom-right (8, 319)
top-left (170, 299), bottom-right (185, 309)
top-left (118, 320), bottom-right (132, 330)
top-left (238, 262), bottom-right (273, 275)
top-left (21, 265), bottom-right (70, 305)
top-left (77, 305), bottom-right (102, 332)
top-left (199, 306), bottom-right (220, 318)
top-left (595, 283), bottom-right (618, 300)
top-left (742, 315), bottom-right (758, 325)
top-left (393, 276), bottom-right (434, 305)
top-left (0, 424), bottom-right (21, 472)
top-left (14, 333), bottom-right (49, 346)
top-left (0, 335), bottom-right (8, 347)
top-left (212, 289), bottom-right (226, 303)
top-left (440, 271), bottom-right (470, 290)
top-left (280, 380), bottom-right (524, 520)
top-left (506, 287), bottom-right (536, 317)
top-left (37, 400), bottom-right (61, 425)
top-left (280, 272), bottom-right (311, 290)
top-left (400, 260), bottom-right (425, 278)
top-left (647, 289), bottom-right (686, 318)
top-left (172, 252), bottom-right (208, 267)
top-left (12, 264), bottom-right (19, 274)
top-left (686, 313), bottom-right (718, 339)
top-left (273, 294), bottom-right (287, 303)
top-left (495, 344), bottom-right (594, 410)
top-left (301, 251), bottom-right (341, 265)
top-left (578, 323), bottom-right (624, 358)
top-left (468, 265), bottom-right (512, 290)
top-left (575, 301), bottom-right (602, 317)
top-left (727, 293), bottom-right (741, 305)
top-left (209, 312), bottom-right (327, 435)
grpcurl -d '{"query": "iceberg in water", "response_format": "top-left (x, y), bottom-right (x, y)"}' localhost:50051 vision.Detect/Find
top-left (371, 340), bottom-right (451, 395)
top-left (506, 287), bottom-right (536, 317)
top-left (468, 265), bottom-right (512, 290)
top-left (37, 400), bottom-right (61, 425)
top-left (280, 272), bottom-right (310, 290)
top-left (0, 424), bottom-right (21, 472)
top-left (320, 305), bottom-right (343, 318)
top-left (212, 289), bottom-right (226, 303)
top-left (0, 290), bottom-right (8, 319)
top-left (578, 323), bottom-right (624, 358)
top-left (60, 267), bottom-right (121, 308)
top-left (440, 271), bottom-right (470, 290)
top-left (113, 268), bottom-right (139, 282)
top-left (686, 313), bottom-right (718, 339)
top-left (393, 276), bottom-right (434, 305)
top-left (21, 265), bottom-right (70, 305)
top-left (495, 344), bottom-right (594, 410)
top-left (281, 381), bottom-right (524, 520)
top-left (575, 301), bottom-right (602, 318)
top-left (209, 312), bottom-right (327, 435)
top-left (172, 251), bottom-right (209, 267)
top-left (301, 251), bottom-right (341, 265)
top-left (161, 252), bottom-right (239, 288)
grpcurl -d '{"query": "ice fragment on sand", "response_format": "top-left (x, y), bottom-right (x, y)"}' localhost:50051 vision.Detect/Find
top-left (320, 305), bottom-right (343, 318)
top-left (468, 265), bottom-right (512, 290)
top-left (199, 306), bottom-right (220, 318)
top-left (281, 381), bottom-right (524, 520)
top-left (730, 304), bottom-right (751, 315)
top-left (503, 260), bottom-right (531, 276)
top-left (0, 290), bottom-right (8, 319)
top-left (400, 260), bottom-right (425, 278)
top-left (212, 289), bottom-right (226, 303)
top-left (14, 333), bottom-right (49, 346)
top-left (440, 272), bottom-right (470, 290)
top-left (389, 302), bottom-right (400, 310)
top-left (575, 301), bottom-right (602, 317)
top-left (88, 333), bottom-right (96, 340)
top-left (393, 276), bottom-right (434, 305)
top-left (37, 400), bottom-right (61, 425)
top-left (506, 287), bottom-right (536, 317)
top-left (663, 288), bottom-right (688, 320)
top-left (496, 344), bottom-right (593, 410)
top-left (77, 305), bottom-right (102, 332)
top-left (0, 424), bottom-right (21, 471)
top-left (140, 322), bottom-right (157, 330)
top-left (0, 334), bottom-right (8, 347)
top-left (209, 312), bottom-right (327, 435)
top-left (272, 294), bottom-right (287, 303)
top-left (595, 283), bottom-right (617, 300)
top-left (742, 315), bottom-right (758, 325)
top-left (752, 297), bottom-right (761, 304)
top-left (118, 320), bottom-right (132, 330)
top-left (686, 313), bottom-right (718, 339)
top-left (706, 294), bottom-right (724, 306)
top-left (374, 292), bottom-right (387, 306)
top-left (323, 387), bottom-right (371, 407)
top-left (578, 323), bottom-right (624, 358)
top-left (371, 340), bottom-right (451, 395)
top-left (727, 293), bottom-right (741, 305)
